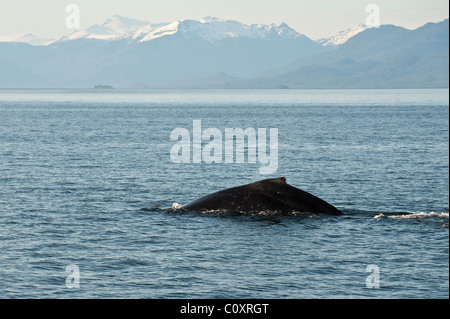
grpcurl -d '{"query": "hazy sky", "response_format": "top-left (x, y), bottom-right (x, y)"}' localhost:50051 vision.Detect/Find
top-left (1, 0), bottom-right (448, 39)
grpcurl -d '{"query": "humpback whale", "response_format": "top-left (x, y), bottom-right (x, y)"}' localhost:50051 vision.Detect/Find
top-left (182, 177), bottom-right (342, 216)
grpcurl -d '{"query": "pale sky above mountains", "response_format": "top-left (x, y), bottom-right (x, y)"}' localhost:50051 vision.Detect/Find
top-left (0, 0), bottom-right (448, 40)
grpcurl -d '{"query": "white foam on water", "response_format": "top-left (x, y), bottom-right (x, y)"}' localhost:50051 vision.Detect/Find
top-left (171, 202), bottom-right (183, 209)
top-left (374, 212), bottom-right (449, 219)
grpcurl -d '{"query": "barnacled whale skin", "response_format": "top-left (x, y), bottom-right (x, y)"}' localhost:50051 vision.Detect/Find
top-left (182, 177), bottom-right (342, 216)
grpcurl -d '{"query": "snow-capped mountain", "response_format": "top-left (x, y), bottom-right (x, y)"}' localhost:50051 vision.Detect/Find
top-left (0, 16), bottom-right (324, 88)
top-left (58, 16), bottom-right (308, 43)
top-left (246, 19), bottom-right (449, 88)
top-left (317, 24), bottom-right (368, 47)
top-left (138, 17), bottom-right (304, 42)
top-left (0, 33), bottom-right (52, 45)
top-left (60, 15), bottom-right (151, 41)
top-left (0, 16), bottom-right (360, 46)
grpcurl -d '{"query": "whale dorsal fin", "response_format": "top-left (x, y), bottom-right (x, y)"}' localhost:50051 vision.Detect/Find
top-left (271, 177), bottom-right (286, 183)
top-left (258, 177), bottom-right (286, 184)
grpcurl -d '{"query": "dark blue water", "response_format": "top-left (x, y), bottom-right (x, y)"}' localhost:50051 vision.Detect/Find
top-left (0, 89), bottom-right (448, 298)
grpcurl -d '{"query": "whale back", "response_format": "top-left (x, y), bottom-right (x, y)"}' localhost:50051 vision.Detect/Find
top-left (182, 177), bottom-right (342, 215)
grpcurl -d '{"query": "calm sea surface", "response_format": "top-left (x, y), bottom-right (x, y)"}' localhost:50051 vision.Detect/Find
top-left (0, 89), bottom-right (448, 298)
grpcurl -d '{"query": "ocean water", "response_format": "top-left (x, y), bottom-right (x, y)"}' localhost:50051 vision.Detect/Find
top-left (0, 89), bottom-right (448, 299)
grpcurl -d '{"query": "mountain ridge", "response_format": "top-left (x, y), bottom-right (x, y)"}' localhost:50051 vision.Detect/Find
top-left (0, 17), bottom-right (448, 88)
top-left (232, 19), bottom-right (449, 89)
top-left (0, 15), bottom-right (365, 46)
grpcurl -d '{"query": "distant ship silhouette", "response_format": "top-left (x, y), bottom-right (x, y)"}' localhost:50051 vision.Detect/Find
top-left (94, 84), bottom-right (114, 89)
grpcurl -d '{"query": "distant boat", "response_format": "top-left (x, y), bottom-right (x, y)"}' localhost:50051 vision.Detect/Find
top-left (94, 84), bottom-right (114, 89)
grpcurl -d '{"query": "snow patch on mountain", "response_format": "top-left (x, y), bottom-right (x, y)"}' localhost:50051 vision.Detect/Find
top-left (132, 21), bottom-right (180, 41)
top-left (317, 24), bottom-right (367, 47)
